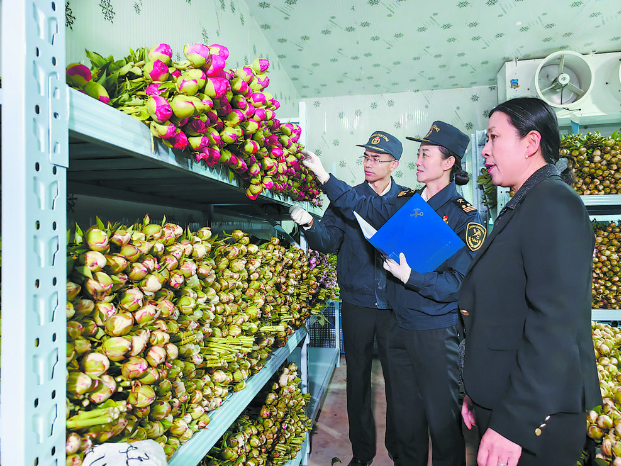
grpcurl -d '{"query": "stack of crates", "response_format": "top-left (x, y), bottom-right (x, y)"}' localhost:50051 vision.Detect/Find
top-left (308, 300), bottom-right (342, 352)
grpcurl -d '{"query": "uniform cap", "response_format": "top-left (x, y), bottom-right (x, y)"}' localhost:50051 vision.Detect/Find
top-left (356, 130), bottom-right (403, 160)
top-left (406, 121), bottom-right (469, 158)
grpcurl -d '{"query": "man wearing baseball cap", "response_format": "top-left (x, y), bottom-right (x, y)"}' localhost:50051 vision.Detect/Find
top-left (290, 131), bottom-right (405, 465)
top-left (300, 121), bottom-right (485, 466)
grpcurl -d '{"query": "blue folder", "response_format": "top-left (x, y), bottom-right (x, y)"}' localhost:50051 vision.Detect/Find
top-left (353, 193), bottom-right (466, 273)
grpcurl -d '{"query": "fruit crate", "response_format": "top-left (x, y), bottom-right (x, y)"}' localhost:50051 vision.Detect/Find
top-left (309, 300), bottom-right (341, 350)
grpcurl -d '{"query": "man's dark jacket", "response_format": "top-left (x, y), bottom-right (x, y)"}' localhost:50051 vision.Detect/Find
top-left (303, 179), bottom-right (405, 309)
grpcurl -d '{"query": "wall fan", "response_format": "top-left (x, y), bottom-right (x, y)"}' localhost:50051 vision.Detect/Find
top-left (534, 51), bottom-right (595, 109)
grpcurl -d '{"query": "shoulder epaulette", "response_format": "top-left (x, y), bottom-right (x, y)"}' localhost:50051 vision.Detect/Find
top-left (397, 188), bottom-right (417, 198)
top-left (453, 197), bottom-right (477, 214)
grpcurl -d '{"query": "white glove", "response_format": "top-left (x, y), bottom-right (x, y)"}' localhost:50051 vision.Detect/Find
top-left (383, 253), bottom-right (411, 284)
top-left (301, 150), bottom-right (330, 184)
top-left (82, 440), bottom-right (167, 466)
top-left (289, 206), bottom-right (313, 228)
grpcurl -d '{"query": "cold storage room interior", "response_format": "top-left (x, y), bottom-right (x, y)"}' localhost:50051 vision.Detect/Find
top-left (2, 0), bottom-right (621, 465)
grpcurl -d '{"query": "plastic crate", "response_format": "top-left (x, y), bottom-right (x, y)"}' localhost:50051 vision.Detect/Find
top-left (309, 300), bottom-right (340, 348)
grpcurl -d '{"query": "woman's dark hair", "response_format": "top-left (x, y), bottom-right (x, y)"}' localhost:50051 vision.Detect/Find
top-left (489, 97), bottom-right (574, 186)
top-left (438, 146), bottom-right (470, 186)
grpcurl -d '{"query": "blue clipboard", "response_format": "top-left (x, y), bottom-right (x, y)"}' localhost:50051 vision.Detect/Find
top-left (353, 193), bottom-right (465, 273)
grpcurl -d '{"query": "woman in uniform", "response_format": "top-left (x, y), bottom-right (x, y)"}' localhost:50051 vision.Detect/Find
top-left (302, 121), bottom-right (485, 466)
top-left (458, 97), bottom-right (601, 466)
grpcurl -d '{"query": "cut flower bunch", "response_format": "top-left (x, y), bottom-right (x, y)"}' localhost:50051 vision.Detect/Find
top-left (65, 215), bottom-right (335, 464)
top-left (66, 43), bottom-right (321, 205)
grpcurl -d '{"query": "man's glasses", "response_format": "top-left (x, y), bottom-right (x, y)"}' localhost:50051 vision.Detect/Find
top-left (359, 155), bottom-right (395, 165)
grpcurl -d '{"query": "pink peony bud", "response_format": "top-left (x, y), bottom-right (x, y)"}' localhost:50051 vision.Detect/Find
top-left (251, 57), bottom-right (270, 74)
top-left (122, 356), bottom-right (149, 380)
top-left (184, 116), bottom-right (208, 136)
top-left (252, 109), bottom-right (267, 123)
top-left (204, 77), bottom-right (228, 99)
top-left (146, 95), bottom-right (173, 123)
top-left (242, 139), bottom-right (260, 155)
top-left (262, 176), bottom-right (273, 190)
top-left (66, 63), bottom-right (92, 88)
top-left (81, 352), bottom-right (110, 378)
top-left (176, 76), bottom-right (200, 96)
top-left (188, 135), bottom-right (210, 151)
top-left (135, 303), bottom-right (159, 326)
top-left (150, 120), bottom-right (177, 139)
top-left (220, 126), bottom-right (242, 144)
top-left (224, 109), bottom-right (245, 127)
top-left (148, 44), bottom-right (173, 65)
top-left (170, 95), bottom-right (197, 119)
top-left (146, 345), bottom-right (168, 367)
top-left (250, 92), bottom-right (266, 107)
top-left (145, 83), bottom-right (164, 96)
top-left (79, 250), bottom-right (107, 272)
top-left (105, 312), bottom-right (135, 336)
top-left (231, 77), bottom-right (248, 95)
top-left (86, 227), bottom-right (109, 252)
top-left (144, 60), bottom-right (170, 82)
top-left (209, 44), bottom-right (230, 59)
top-left (102, 336), bottom-right (132, 361)
top-left (235, 67), bottom-right (254, 83)
top-left (243, 102), bottom-right (256, 119)
top-left (231, 95), bottom-right (248, 110)
top-left (163, 129), bottom-right (189, 151)
top-left (241, 119), bottom-right (260, 135)
top-left (208, 146), bottom-right (221, 166)
top-left (183, 43), bottom-right (212, 69)
top-left (170, 67), bottom-right (182, 79)
top-left (262, 157), bottom-right (278, 176)
top-left (256, 74), bottom-right (270, 89)
top-left (205, 54), bottom-right (226, 77)
top-left (245, 187), bottom-right (260, 200)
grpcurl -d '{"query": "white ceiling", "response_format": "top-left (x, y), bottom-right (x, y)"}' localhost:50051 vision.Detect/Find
top-left (245, 0), bottom-right (621, 98)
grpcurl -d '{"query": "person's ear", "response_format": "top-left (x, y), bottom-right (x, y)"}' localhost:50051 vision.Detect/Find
top-left (390, 160), bottom-right (399, 172)
top-left (525, 131), bottom-right (542, 158)
top-left (443, 156), bottom-right (455, 171)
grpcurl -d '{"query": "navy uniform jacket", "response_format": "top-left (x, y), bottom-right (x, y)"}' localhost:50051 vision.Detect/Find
top-left (304, 179), bottom-right (405, 309)
top-left (458, 165), bottom-right (601, 454)
top-left (323, 175), bottom-right (485, 330)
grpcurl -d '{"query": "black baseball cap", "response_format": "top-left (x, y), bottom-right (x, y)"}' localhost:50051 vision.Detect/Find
top-left (406, 121), bottom-right (470, 158)
top-left (356, 131), bottom-right (403, 160)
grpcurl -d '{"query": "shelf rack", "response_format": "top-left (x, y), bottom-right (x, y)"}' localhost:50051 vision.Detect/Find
top-left (168, 328), bottom-right (308, 466)
top-left (582, 195), bottom-right (621, 322)
top-left (0, 3), bottom-right (334, 466)
top-left (68, 88), bottom-right (323, 221)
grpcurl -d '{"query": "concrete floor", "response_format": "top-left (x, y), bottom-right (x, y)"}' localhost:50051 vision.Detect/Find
top-left (306, 354), bottom-right (479, 466)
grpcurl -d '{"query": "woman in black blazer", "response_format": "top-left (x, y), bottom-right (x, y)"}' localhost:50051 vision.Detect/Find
top-left (459, 97), bottom-right (601, 466)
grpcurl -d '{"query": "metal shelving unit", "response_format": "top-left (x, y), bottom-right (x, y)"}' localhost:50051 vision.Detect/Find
top-left (583, 195), bottom-right (621, 322)
top-left (1, 3), bottom-right (333, 466)
top-left (168, 329), bottom-right (308, 466)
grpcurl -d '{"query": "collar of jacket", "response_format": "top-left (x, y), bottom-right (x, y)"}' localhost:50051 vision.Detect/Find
top-left (424, 181), bottom-right (459, 210)
top-left (362, 176), bottom-right (400, 197)
top-left (497, 164), bottom-right (560, 218)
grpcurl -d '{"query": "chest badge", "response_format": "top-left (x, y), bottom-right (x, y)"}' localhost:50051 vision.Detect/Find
top-left (466, 222), bottom-right (486, 251)
top-left (442, 215), bottom-right (449, 224)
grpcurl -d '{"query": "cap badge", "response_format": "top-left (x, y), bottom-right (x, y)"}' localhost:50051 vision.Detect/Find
top-left (425, 124), bottom-right (441, 139)
top-left (371, 136), bottom-right (381, 145)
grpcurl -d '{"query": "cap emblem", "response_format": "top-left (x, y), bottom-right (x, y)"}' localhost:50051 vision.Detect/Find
top-left (371, 136), bottom-right (381, 145)
top-left (425, 124), bottom-right (441, 139)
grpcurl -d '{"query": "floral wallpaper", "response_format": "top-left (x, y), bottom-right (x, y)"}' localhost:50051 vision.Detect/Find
top-left (63, 0), bottom-right (301, 116)
top-left (245, 0), bottom-right (621, 98)
top-left (302, 85), bottom-right (498, 196)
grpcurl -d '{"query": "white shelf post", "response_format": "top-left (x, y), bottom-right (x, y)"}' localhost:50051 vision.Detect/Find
top-left (1, 1), bottom-right (69, 465)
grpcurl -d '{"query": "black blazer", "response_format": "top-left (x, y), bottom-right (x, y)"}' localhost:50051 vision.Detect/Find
top-left (458, 166), bottom-right (601, 454)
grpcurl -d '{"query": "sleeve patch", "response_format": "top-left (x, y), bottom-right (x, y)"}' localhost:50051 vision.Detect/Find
top-left (454, 197), bottom-right (477, 213)
top-left (466, 222), bottom-right (486, 251)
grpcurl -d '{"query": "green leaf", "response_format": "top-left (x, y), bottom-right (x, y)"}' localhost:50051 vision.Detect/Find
top-left (74, 265), bottom-right (93, 279)
top-left (96, 217), bottom-right (106, 231)
top-left (85, 49), bottom-right (107, 69)
top-left (228, 170), bottom-right (235, 183)
top-left (74, 223), bottom-right (84, 245)
top-left (161, 215), bottom-right (167, 227)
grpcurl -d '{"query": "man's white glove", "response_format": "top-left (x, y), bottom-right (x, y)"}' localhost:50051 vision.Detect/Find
top-left (383, 253), bottom-right (412, 284)
top-left (289, 206), bottom-right (313, 228)
top-left (301, 150), bottom-right (330, 184)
